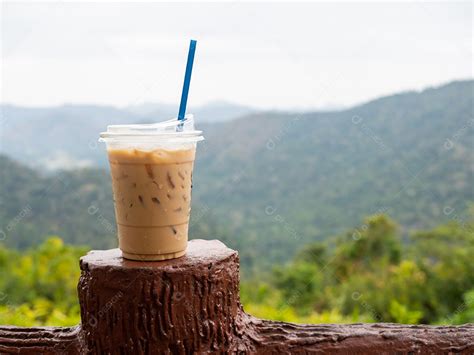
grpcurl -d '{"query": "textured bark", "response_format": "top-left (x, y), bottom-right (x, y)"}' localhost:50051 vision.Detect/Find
top-left (1, 239), bottom-right (473, 354)
top-left (244, 317), bottom-right (474, 354)
top-left (0, 325), bottom-right (82, 354)
top-left (78, 240), bottom-right (245, 354)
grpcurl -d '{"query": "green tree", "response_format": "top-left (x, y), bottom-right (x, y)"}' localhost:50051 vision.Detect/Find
top-left (0, 237), bottom-right (86, 326)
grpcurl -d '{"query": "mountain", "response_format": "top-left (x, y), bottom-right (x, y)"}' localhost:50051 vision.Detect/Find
top-left (0, 155), bottom-right (114, 249)
top-left (0, 80), bottom-right (472, 271)
top-left (193, 80), bottom-right (473, 267)
top-left (187, 101), bottom-right (256, 123)
top-left (0, 104), bottom-right (143, 170)
top-left (125, 101), bottom-right (256, 123)
top-left (0, 101), bottom-right (256, 171)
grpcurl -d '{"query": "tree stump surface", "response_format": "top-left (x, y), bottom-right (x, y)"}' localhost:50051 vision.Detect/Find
top-left (0, 325), bottom-right (82, 354)
top-left (0, 239), bottom-right (473, 354)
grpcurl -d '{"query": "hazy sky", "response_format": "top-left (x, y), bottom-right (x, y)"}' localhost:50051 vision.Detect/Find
top-left (1, 2), bottom-right (472, 109)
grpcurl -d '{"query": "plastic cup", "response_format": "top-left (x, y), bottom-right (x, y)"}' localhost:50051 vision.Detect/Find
top-left (99, 115), bottom-right (203, 261)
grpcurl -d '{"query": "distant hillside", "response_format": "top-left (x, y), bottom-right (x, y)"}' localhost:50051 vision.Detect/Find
top-left (194, 80), bottom-right (473, 267)
top-left (0, 80), bottom-right (472, 271)
top-left (125, 101), bottom-right (256, 123)
top-left (0, 155), bottom-right (114, 249)
top-left (0, 101), bottom-right (256, 170)
top-left (0, 104), bottom-right (143, 170)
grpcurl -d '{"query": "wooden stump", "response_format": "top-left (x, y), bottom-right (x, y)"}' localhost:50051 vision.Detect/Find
top-left (78, 239), bottom-right (246, 354)
top-left (1, 239), bottom-right (473, 354)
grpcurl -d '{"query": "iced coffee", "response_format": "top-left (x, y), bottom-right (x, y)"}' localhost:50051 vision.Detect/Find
top-left (100, 116), bottom-right (203, 260)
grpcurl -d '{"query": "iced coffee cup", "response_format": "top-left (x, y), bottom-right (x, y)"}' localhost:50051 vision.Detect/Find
top-left (99, 115), bottom-right (203, 261)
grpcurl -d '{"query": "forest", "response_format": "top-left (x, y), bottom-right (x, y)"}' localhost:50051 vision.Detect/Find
top-left (1, 81), bottom-right (473, 272)
top-left (1, 212), bottom-right (472, 327)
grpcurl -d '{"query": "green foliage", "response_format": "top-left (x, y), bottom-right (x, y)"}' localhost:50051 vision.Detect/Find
top-left (1, 79), bottom-right (473, 326)
top-left (1, 81), bottom-right (473, 275)
top-left (194, 80), bottom-right (474, 271)
top-left (409, 217), bottom-right (474, 319)
top-left (447, 290), bottom-right (474, 324)
top-left (1, 213), bottom-right (473, 327)
top-left (242, 213), bottom-right (474, 324)
top-left (333, 215), bottom-right (401, 278)
top-left (295, 242), bottom-right (327, 265)
top-left (389, 299), bottom-right (423, 324)
top-left (0, 237), bottom-right (86, 326)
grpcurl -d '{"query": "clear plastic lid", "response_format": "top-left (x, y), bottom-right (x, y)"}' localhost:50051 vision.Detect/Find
top-left (99, 114), bottom-right (204, 144)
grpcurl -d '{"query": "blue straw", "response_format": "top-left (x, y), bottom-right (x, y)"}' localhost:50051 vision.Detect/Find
top-left (178, 40), bottom-right (197, 121)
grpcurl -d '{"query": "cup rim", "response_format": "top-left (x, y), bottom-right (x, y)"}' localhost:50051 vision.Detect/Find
top-left (99, 114), bottom-right (204, 143)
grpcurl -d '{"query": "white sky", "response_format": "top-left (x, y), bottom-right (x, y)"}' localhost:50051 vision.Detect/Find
top-left (1, 2), bottom-right (472, 110)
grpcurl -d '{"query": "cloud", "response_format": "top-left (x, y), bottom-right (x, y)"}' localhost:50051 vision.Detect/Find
top-left (1, 2), bottom-right (472, 109)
